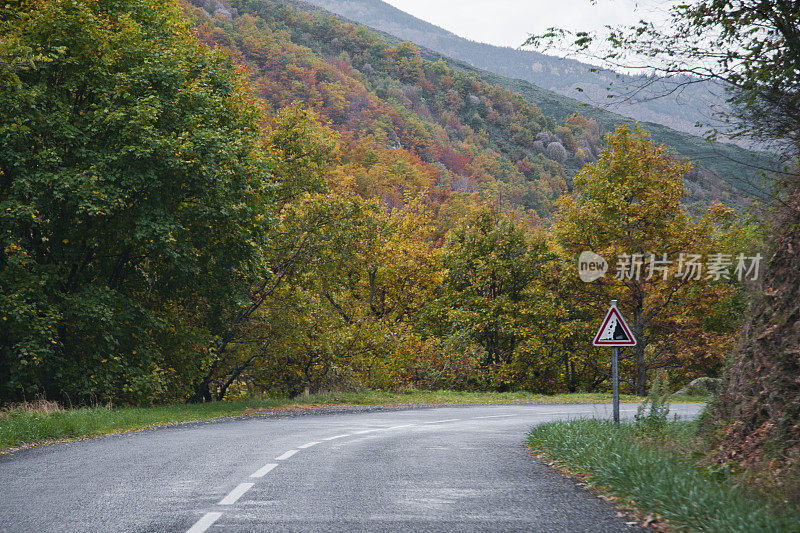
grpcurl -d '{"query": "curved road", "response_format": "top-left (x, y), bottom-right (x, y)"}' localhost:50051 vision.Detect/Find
top-left (0, 402), bottom-right (703, 532)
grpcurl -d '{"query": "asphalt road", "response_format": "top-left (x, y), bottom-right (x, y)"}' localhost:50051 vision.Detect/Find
top-left (0, 402), bottom-right (703, 533)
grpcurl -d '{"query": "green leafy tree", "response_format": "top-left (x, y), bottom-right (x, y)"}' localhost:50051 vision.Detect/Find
top-left (511, 253), bottom-right (606, 394)
top-left (190, 105), bottom-right (337, 402)
top-left (0, 0), bottom-right (271, 404)
top-left (435, 208), bottom-right (547, 377)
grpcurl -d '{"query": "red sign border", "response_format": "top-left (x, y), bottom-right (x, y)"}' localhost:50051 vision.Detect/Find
top-left (593, 306), bottom-right (637, 346)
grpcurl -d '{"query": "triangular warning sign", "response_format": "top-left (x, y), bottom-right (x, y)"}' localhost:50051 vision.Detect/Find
top-left (593, 305), bottom-right (636, 346)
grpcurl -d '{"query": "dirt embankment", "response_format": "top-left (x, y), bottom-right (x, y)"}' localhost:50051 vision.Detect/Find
top-left (710, 183), bottom-right (800, 500)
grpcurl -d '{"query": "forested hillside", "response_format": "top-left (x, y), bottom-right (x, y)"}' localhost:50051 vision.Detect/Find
top-left (191, 0), bottom-right (591, 219)
top-left (299, 0), bottom-right (740, 139)
top-left (281, 0), bottom-right (775, 208)
top-left (194, 0), bottom-right (762, 212)
top-left (0, 0), bottom-right (762, 406)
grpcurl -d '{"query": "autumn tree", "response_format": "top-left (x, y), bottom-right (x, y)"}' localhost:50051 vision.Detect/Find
top-left (552, 125), bottom-right (745, 395)
top-left (211, 192), bottom-right (379, 398)
top-left (211, 192), bottom-right (448, 398)
top-left (0, 0), bottom-right (272, 404)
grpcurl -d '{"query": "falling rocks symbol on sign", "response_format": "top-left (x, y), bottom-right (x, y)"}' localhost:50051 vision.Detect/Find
top-left (613, 321), bottom-right (627, 340)
top-left (593, 305), bottom-right (636, 346)
top-left (600, 316), bottom-right (627, 341)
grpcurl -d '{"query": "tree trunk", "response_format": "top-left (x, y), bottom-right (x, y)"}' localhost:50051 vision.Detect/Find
top-left (633, 343), bottom-right (648, 396)
top-left (631, 288), bottom-right (648, 396)
top-left (189, 379), bottom-right (213, 403)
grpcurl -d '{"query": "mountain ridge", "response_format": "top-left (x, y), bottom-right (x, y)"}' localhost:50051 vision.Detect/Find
top-left (300, 0), bottom-right (728, 136)
top-left (271, 0), bottom-right (774, 204)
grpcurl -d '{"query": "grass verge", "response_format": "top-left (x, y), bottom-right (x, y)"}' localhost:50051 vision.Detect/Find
top-left (527, 419), bottom-right (800, 532)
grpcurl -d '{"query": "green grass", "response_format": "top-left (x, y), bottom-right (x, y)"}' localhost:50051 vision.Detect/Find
top-left (527, 419), bottom-right (800, 532)
top-left (0, 390), bottom-right (704, 452)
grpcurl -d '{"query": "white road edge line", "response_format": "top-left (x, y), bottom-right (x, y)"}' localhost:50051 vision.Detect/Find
top-left (218, 482), bottom-right (254, 505)
top-left (473, 414), bottom-right (516, 419)
top-left (275, 450), bottom-right (298, 460)
top-left (322, 434), bottom-right (351, 441)
top-left (298, 441), bottom-right (320, 449)
top-left (250, 463), bottom-right (278, 478)
top-left (186, 512), bottom-right (223, 533)
top-left (352, 428), bottom-right (382, 435)
top-left (388, 424), bottom-right (414, 430)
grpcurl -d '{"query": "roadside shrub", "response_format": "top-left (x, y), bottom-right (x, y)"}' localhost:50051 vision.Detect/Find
top-left (635, 371), bottom-right (671, 432)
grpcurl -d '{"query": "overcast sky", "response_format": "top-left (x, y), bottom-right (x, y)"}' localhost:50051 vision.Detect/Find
top-left (382, 0), bottom-right (674, 50)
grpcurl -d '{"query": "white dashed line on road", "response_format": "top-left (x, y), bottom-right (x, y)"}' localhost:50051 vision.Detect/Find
top-left (424, 418), bottom-right (462, 424)
top-left (218, 482), bottom-right (254, 505)
top-left (322, 434), bottom-right (351, 441)
top-left (184, 421), bottom-right (416, 532)
top-left (250, 463), bottom-right (278, 478)
top-left (275, 450), bottom-right (298, 460)
top-left (186, 512), bottom-right (223, 533)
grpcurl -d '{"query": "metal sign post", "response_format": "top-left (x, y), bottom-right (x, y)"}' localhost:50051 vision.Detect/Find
top-left (611, 345), bottom-right (619, 425)
top-left (593, 299), bottom-right (636, 427)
